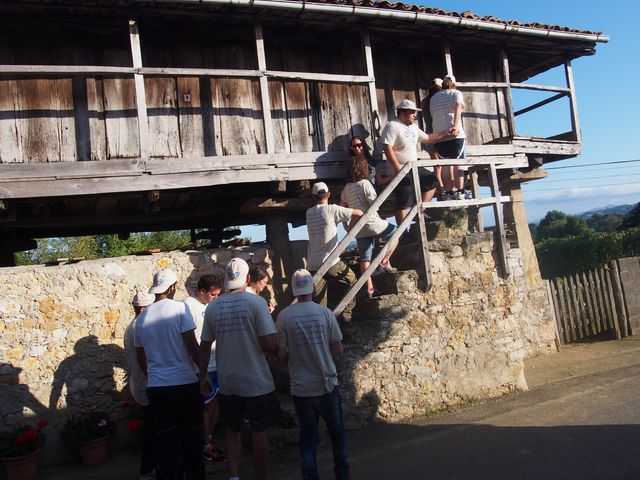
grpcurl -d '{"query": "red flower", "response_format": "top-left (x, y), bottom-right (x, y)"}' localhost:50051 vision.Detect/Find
top-left (37, 419), bottom-right (48, 428)
top-left (127, 419), bottom-right (141, 432)
top-left (25, 428), bottom-right (38, 440)
top-left (15, 434), bottom-right (28, 445)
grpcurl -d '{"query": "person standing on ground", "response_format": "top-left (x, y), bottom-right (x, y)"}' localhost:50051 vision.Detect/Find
top-left (306, 181), bottom-right (363, 310)
top-left (430, 74), bottom-right (469, 200)
top-left (380, 99), bottom-right (454, 225)
top-left (183, 272), bottom-right (227, 465)
top-left (341, 155), bottom-right (398, 298)
top-left (199, 258), bottom-right (279, 480)
top-left (277, 269), bottom-right (349, 480)
top-left (134, 269), bottom-right (204, 480)
top-left (124, 290), bottom-right (156, 480)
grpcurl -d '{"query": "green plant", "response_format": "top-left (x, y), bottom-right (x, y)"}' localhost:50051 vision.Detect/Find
top-left (60, 411), bottom-right (114, 446)
top-left (0, 419), bottom-right (47, 458)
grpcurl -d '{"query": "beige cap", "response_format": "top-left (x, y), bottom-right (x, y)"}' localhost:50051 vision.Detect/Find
top-left (225, 257), bottom-right (250, 290)
top-left (312, 182), bottom-right (329, 195)
top-left (132, 291), bottom-right (155, 307)
top-left (149, 269), bottom-right (178, 294)
top-left (396, 99), bottom-right (421, 111)
top-left (444, 74), bottom-right (456, 84)
top-left (291, 269), bottom-right (314, 297)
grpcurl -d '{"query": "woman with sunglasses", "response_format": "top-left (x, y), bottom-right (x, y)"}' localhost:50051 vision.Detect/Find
top-left (349, 136), bottom-right (376, 184)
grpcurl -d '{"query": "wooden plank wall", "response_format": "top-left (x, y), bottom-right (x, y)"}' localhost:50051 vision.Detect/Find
top-left (0, 24), bottom-right (509, 164)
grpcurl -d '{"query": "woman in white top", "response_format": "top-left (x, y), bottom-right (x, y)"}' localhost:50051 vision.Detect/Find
top-left (340, 156), bottom-right (398, 298)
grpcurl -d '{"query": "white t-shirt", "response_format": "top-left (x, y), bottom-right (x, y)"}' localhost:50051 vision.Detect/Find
top-left (380, 120), bottom-right (429, 165)
top-left (201, 290), bottom-right (276, 397)
top-left (341, 180), bottom-right (388, 238)
top-left (124, 317), bottom-right (148, 406)
top-left (277, 301), bottom-right (342, 397)
top-left (430, 89), bottom-right (466, 140)
top-left (306, 204), bottom-right (353, 271)
top-left (134, 299), bottom-right (198, 388)
top-left (183, 296), bottom-right (216, 372)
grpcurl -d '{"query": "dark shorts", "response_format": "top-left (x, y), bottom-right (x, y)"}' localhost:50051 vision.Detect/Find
top-left (219, 390), bottom-right (280, 433)
top-left (434, 138), bottom-right (466, 159)
top-left (395, 169), bottom-right (439, 209)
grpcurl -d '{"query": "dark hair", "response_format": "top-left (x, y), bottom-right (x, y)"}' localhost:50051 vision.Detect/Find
top-left (345, 155), bottom-right (370, 183)
top-left (427, 82), bottom-right (442, 100)
top-left (197, 270), bottom-right (224, 291)
top-left (249, 264), bottom-right (270, 284)
top-left (442, 77), bottom-right (455, 90)
top-left (348, 135), bottom-right (375, 165)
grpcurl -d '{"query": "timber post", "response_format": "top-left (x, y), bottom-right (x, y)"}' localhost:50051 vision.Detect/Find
top-left (265, 213), bottom-right (295, 311)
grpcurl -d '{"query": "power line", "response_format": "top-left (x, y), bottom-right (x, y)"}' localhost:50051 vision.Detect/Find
top-left (525, 181), bottom-right (640, 192)
top-left (545, 159), bottom-right (640, 170)
top-left (545, 165), bottom-right (640, 175)
top-left (536, 172), bottom-right (640, 183)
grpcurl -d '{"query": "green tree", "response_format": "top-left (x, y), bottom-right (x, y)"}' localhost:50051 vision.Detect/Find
top-left (618, 202), bottom-right (640, 230)
top-left (536, 210), bottom-right (591, 241)
top-left (585, 212), bottom-right (625, 232)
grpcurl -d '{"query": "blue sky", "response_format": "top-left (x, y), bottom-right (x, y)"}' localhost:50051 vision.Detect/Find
top-left (432, 0), bottom-right (640, 222)
top-left (244, 1), bottom-right (639, 240)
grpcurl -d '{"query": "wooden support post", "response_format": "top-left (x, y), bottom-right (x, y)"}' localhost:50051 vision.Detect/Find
top-left (129, 20), bottom-right (150, 161)
top-left (255, 24), bottom-right (275, 154)
top-left (488, 163), bottom-right (510, 277)
top-left (412, 163), bottom-right (433, 291)
top-left (362, 31), bottom-right (380, 139)
top-left (581, 271), bottom-right (596, 336)
top-left (545, 280), bottom-right (562, 349)
top-left (443, 44), bottom-right (453, 77)
top-left (500, 49), bottom-right (516, 138)
top-left (565, 61), bottom-right (582, 144)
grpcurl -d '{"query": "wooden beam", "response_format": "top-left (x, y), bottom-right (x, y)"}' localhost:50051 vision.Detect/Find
top-left (129, 20), bottom-right (150, 161)
top-left (412, 163), bottom-right (433, 291)
top-left (488, 163), bottom-right (511, 277)
top-left (500, 49), bottom-right (516, 138)
top-left (444, 43), bottom-right (453, 77)
top-left (514, 92), bottom-right (567, 117)
top-left (564, 60), bottom-right (582, 143)
top-left (255, 24), bottom-right (275, 154)
top-left (362, 31), bottom-right (380, 137)
top-left (240, 197), bottom-right (313, 213)
top-left (510, 83), bottom-right (571, 93)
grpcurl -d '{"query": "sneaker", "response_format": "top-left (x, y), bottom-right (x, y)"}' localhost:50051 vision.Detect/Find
top-left (454, 189), bottom-right (465, 200)
top-left (464, 189), bottom-right (473, 200)
top-left (203, 444), bottom-right (227, 464)
top-left (444, 191), bottom-right (455, 201)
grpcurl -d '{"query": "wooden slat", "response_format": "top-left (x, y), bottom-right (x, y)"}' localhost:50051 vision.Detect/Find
top-left (609, 260), bottom-right (629, 338)
top-left (514, 92), bottom-right (566, 117)
top-left (581, 271), bottom-right (596, 336)
top-left (362, 31), bottom-right (379, 139)
top-left (129, 20), bottom-right (150, 161)
top-left (0, 65), bottom-right (134, 75)
top-left (510, 83), bottom-right (571, 93)
top-left (412, 163), bottom-right (433, 290)
top-left (500, 49), bottom-right (516, 138)
top-left (0, 78), bottom-right (22, 163)
top-left (564, 61), bottom-right (582, 144)
top-left (488, 163), bottom-right (510, 276)
top-left (177, 77), bottom-right (206, 158)
top-left (561, 277), bottom-right (577, 342)
top-left (255, 24), bottom-right (275, 154)
top-left (568, 274), bottom-right (584, 339)
top-left (145, 77), bottom-right (181, 158)
top-left (596, 266), bottom-right (614, 331)
top-left (573, 273), bottom-right (588, 336)
top-left (86, 78), bottom-right (108, 161)
top-left (267, 80), bottom-right (291, 153)
top-left (555, 278), bottom-right (569, 342)
top-left (470, 170), bottom-right (484, 232)
top-left (603, 264), bottom-right (621, 339)
top-left (546, 279), bottom-right (563, 347)
top-left (549, 280), bottom-right (566, 343)
top-left (587, 270), bottom-right (603, 334)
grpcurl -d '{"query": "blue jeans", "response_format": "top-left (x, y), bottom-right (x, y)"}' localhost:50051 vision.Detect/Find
top-left (292, 387), bottom-right (349, 480)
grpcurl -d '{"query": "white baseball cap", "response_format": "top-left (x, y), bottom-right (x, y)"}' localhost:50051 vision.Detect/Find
top-left (149, 268), bottom-right (178, 294)
top-left (396, 99), bottom-right (421, 112)
top-left (132, 291), bottom-right (155, 307)
top-left (291, 269), bottom-right (314, 297)
top-left (312, 182), bottom-right (329, 195)
top-left (432, 77), bottom-right (443, 87)
top-left (225, 257), bottom-right (250, 290)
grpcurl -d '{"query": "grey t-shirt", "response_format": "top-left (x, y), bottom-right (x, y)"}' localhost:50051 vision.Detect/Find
top-left (277, 301), bottom-right (342, 397)
top-left (306, 204), bottom-right (353, 271)
top-left (202, 290), bottom-right (276, 397)
top-left (341, 180), bottom-right (388, 237)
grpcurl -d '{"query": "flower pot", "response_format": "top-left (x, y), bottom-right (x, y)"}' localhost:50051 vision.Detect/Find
top-left (79, 436), bottom-right (109, 466)
top-left (2, 448), bottom-right (39, 480)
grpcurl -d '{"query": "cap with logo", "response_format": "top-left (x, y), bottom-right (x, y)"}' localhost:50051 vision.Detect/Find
top-left (225, 257), bottom-right (250, 290)
top-left (291, 269), bottom-right (314, 297)
top-left (149, 268), bottom-right (178, 294)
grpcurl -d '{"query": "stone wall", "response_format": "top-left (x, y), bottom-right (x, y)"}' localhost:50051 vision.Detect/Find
top-left (0, 233), bottom-right (557, 463)
top-left (338, 232), bottom-right (556, 426)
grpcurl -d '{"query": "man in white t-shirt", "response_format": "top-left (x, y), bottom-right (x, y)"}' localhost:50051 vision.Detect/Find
top-left (124, 290), bottom-right (156, 480)
top-left (380, 99), bottom-right (454, 225)
top-left (134, 268), bottom-right (204, 480)
top-left (306, 181), bottom-right (363, 309)
top-left (199, 258), bottom-right (278, 480)
top-left (183, 271), bottom-right (226, 465)
top-left (277, 269), bottom-right (348, 480)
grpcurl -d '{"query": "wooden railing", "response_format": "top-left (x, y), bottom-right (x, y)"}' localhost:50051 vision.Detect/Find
top-left (313, 158), bottom-right (514, 316)
top-left (546, 261), bottom-right (632, 344)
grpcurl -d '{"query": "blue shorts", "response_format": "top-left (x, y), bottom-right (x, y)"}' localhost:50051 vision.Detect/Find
top-left (357, 223), bottom-right (397, 262)
top-left (203, 370), bottom-right (220, 405)
top-left (434, 138), bottom-right (466, 159)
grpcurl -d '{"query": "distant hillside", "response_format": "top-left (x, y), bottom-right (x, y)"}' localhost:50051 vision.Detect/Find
top-left (578, 204), bottom-right (635, 218)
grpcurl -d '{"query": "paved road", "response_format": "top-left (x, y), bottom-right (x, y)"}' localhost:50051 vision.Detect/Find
top-left (272, 361), bottom-right (640, 479)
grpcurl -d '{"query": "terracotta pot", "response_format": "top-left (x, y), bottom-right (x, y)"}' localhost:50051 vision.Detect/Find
top-left (2, 448), bottom-right (39, 480)
top-left (79, 436), bottom-right (109, 466)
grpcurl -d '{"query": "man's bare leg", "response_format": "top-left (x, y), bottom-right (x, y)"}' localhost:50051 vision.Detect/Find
top-left (251, 431), bottom-right (269, 480)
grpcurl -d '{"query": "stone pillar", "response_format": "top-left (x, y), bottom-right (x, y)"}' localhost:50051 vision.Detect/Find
top-left (503, 183), bottom-right (543, 289)
top-left (265, 214), bottom-right (295, 311)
